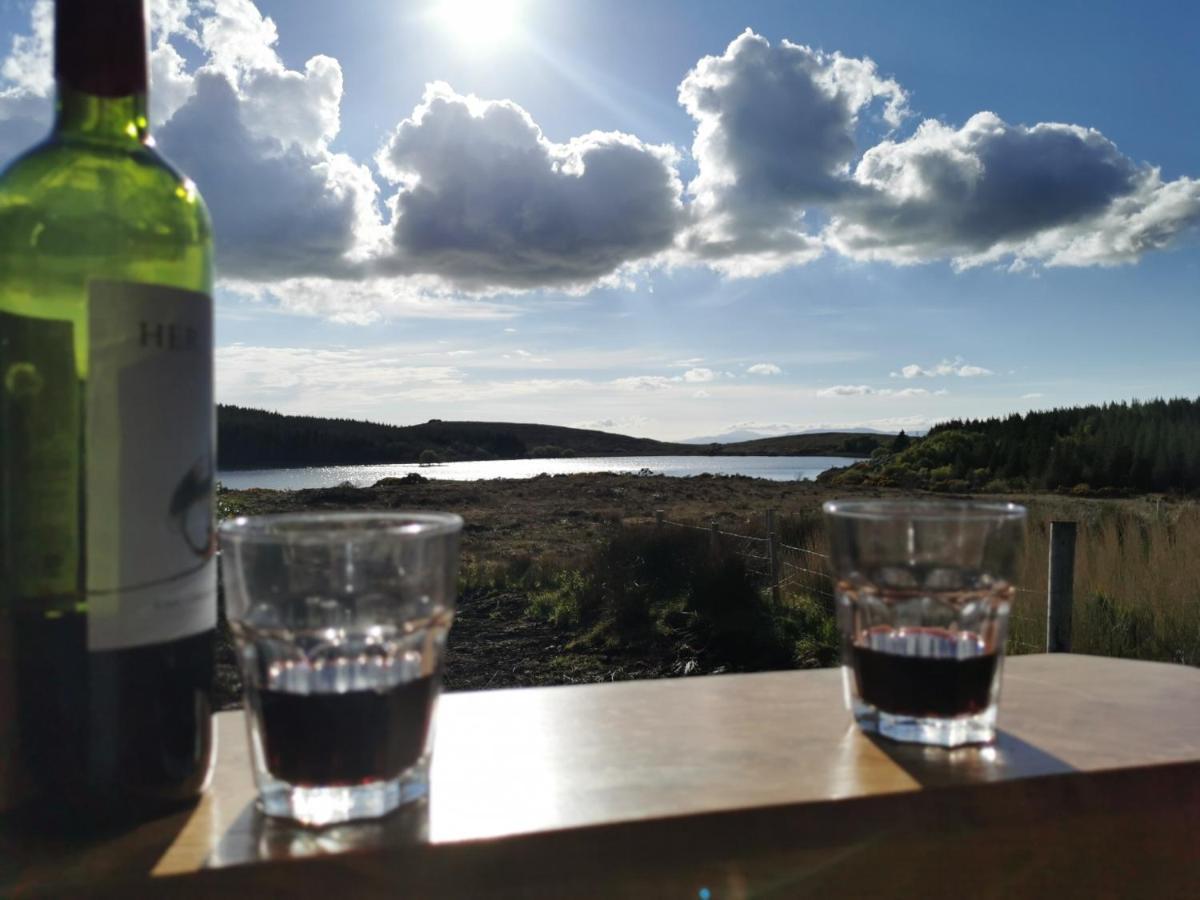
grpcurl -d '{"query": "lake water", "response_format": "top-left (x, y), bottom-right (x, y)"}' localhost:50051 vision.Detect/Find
top-left (217, 455), bottom-right (860, 491)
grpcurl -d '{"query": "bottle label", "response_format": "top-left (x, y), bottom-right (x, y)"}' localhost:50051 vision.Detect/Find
top-left (85, 281), bottom-right (216, 651)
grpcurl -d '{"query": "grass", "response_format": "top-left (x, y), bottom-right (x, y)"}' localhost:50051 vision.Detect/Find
top-left (216, 477), bottom-right (1200, 679)
top-left (1006, 495), bottom-right (1200, 664)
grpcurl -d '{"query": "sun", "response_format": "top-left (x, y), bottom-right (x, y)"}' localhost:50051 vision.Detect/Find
top-left (435, 0), bottom-right (523, 50)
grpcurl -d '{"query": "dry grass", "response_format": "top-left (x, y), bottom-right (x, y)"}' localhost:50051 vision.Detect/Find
top-left (1005, 496), bottom-right (1200, 663)
top-left (219, 478), bottom-right (1200, 667)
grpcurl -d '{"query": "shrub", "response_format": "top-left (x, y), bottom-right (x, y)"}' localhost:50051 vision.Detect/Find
top-left (524, 523), bottom-right (825, 671)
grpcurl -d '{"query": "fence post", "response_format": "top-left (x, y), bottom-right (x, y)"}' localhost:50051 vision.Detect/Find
top-left (1046, 521), bottom-right (1077, 653)
top-left (709, 520), bottom-right (719, 554)
top-left (766, 508), bottom-right (781, 607)
top-left (654, 510), bottom-right (664, 530)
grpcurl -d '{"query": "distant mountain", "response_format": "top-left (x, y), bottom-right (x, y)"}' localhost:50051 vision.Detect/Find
top-left (682, 428), bottom-right (787, 444)
top-left (717, 432), bottom-right (891, 456)
top-left (684, 426), bottom-right (907, 444)
top-left (217, 406), bottom-right (893, 469)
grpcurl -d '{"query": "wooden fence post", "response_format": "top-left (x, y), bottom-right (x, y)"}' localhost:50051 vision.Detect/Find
top-left (709, 520), bottom-right (720, 554)
top-left (766, 508), bottom-right (781, 607)
top-left (1047, 521), bottom-right (1077, 653)
top-left (654, 510), bottom-right (664, 530)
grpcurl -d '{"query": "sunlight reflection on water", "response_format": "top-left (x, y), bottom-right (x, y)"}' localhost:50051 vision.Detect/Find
top-left (217, 455), bottom-right (862, 490)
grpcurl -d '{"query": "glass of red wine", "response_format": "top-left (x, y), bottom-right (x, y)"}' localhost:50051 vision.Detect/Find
top-left (219, 512), bottom-right (462, 826)
top-left (823, 499), bottom-right (1026, 747)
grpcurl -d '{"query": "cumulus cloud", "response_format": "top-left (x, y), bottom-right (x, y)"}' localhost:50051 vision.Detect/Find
top-left (1, 0), bottom-right (52, 95)
top-left (891, 357), bottom-right (995, 378)
top-left (158, 72), bottom-right (382, 281)
top-left (678, 29), bottom-right (907, 275)
top-left (827, 113), bottom-right (1200, 268)
top-left (683, 367), bottom-right (716, 382)
top-left (818, 384), bottom-right (945, 398)
top-left (818, 384), bottom-right (875, 397)
top-left (0, 0), bottom-right (52, 161)
top-left (747, 363), bottom-right (782, 375)
top-left (676, 30), bottom-right (1198, 275)
top-left (374, 82), bottom-right (684, 291)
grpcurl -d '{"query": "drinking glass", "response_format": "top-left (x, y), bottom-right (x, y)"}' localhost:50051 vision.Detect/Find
top-left (219, 512), bottom-right (461, 826)
top-left (823, 499), bottom-right (1026, 747)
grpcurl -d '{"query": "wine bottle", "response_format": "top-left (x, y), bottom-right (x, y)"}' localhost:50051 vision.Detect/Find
top-left (0, 0), bottom-right (215, 824)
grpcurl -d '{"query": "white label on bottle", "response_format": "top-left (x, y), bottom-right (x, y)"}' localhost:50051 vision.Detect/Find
top-left (86, 280), bottom-right (216, 651)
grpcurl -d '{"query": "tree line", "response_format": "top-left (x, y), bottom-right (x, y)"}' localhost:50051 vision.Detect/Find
top-left (822, 397), bottom-right (1200, 495)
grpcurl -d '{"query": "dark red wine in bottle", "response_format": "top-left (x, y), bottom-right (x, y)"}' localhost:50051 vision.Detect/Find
top-left (0, 0), bottom-right (216, 826)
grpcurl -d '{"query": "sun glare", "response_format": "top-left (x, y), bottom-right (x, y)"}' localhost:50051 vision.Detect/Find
top-left (435, 0), bottom-right (523, 50)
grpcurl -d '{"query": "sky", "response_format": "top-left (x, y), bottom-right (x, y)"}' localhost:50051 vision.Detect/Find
top-left (1, 0), bottom-right (1197, 442)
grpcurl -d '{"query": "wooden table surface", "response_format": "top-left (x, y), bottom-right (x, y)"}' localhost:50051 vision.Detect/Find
top-left (7, 654), bottom-right (1200, 898)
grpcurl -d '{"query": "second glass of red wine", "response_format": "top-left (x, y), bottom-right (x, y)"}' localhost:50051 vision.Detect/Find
top-left (218, 512), bottom-right (462, 826)
top-left (823, 499), bottom-right (1026, 747)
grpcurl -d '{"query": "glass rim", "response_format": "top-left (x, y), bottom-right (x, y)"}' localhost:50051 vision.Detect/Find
top-left (218, 511), bottom-right (463, 544)
top-left (822, 498), bottom-right (1026, 522)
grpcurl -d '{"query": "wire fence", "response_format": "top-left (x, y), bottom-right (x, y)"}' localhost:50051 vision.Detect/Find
top-left (653, 508), bottom-right (1065, 655)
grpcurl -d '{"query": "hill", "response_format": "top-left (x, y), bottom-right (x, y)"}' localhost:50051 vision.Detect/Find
top-left (820, 397), bottom-right (1200, 495)
top-left (718, 432), bottom-right (889, 456)
top-left (216, 406), bottom-right (888, 469)
top-left (684, 426), bottom-right (908, 444)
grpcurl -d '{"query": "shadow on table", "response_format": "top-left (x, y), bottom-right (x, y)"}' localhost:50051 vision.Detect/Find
top-left (1, 800), bottom-right (199, 896)
top-left (207, 795), bottom-right (430, 868)
top-left (866, 729), bottom-right (1076, 788)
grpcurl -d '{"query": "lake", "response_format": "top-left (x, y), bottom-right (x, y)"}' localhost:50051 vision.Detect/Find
top-left (216, 455), bottom-right (860, 490)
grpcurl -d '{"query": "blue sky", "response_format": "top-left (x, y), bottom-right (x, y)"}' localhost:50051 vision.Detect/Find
top-left (1, 0), bottom-right (1197, 440)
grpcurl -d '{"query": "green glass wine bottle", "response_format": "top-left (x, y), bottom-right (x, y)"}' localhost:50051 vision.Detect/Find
top-left (0, 0), bottom-right (215, 824)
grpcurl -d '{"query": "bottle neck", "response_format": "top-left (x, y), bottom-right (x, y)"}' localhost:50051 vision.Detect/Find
top-left (53, 0), bottom-right (149, 144)
top-left (54, 85), bottom-right (149, 145)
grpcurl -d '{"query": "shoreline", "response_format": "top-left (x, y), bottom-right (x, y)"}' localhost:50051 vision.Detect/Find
top-left (214, 451), bottom-right (867, 473)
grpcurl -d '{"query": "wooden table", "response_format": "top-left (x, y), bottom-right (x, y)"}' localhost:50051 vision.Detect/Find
top-left (7, 654), bottom-right (1200, 898)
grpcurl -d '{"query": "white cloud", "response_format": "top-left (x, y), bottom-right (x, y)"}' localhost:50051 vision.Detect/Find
top-left (827, 112), bottom-right (1200, 269)
top-left (1021, 392), bottom-right (1045, 399)
top-left (221, 276), bottom-right (518, 325)
top-left (159, 72), bottom-right (384, 282)
top-left (674, 30), bottom-right (1198, 275)
top-left (677, 30), bottom-right (907, 276)
top-left (375, 82), bottom-right (684, 291)
top-left (216, 343), bottom-right (466, 413)
top-left (1, 0), bottom-right (52, 95)
top-left (746, 363), bottom-right (782, 375)
top-left (0, 0), bottom-right (52, 162)
top-left (817, 384), bottom-right (944, 398)
top-left (892, 357), bottom-right (994, 378)
top-left (613, 375), bottom-right (678, 392)
top-left (683, 367), bottom-right (716, 382)
top-left (693, 389), bottom-right (711, 398)
top-left (818, 384), bottom-right (875, 396)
